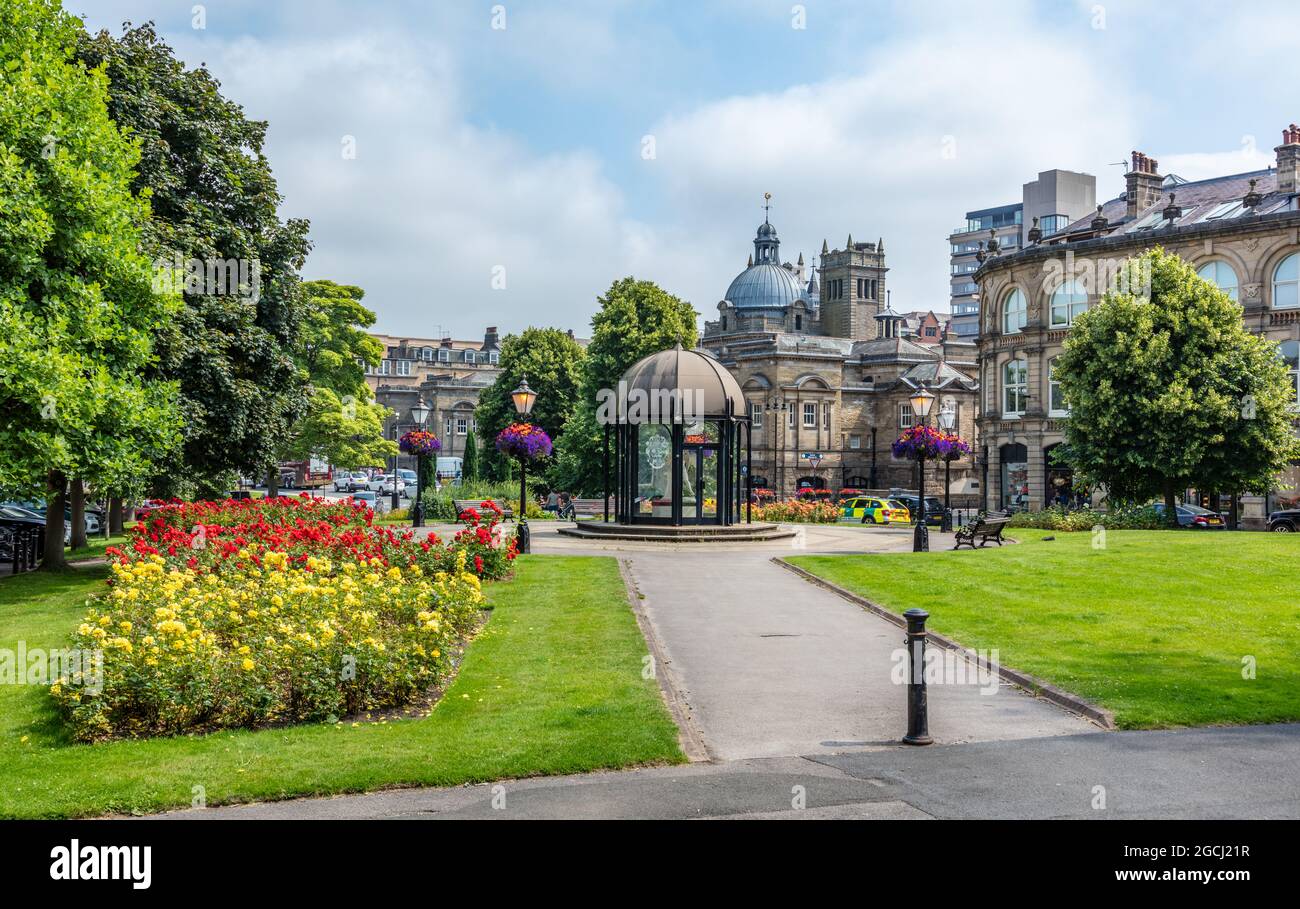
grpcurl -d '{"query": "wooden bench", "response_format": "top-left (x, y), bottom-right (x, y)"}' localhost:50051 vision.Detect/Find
top-left (453, 499), bottom-right (514, 522)
top-left (567, 498), bottom-right (611, 519)
top-left (953, 513), bottom-right (1011, 549)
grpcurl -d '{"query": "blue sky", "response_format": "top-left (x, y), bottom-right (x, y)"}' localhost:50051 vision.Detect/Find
top-left (76, 0), bottom-right (1300, 338)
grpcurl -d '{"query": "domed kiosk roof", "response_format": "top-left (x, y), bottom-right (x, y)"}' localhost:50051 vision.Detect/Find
top-left (724, 262), bottom-right (805, 310)
top-left (619, 343), bottom-right (745, 420)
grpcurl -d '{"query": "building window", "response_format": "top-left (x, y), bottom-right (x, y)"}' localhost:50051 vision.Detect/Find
top-left (437, 348), bottom-right (450, 362)
top-left (489, 351), bottom-right (500, 364)
top-left (849, 434), bottom-right (861, 449)
top-left (1281, 340), bottom-right (1300, 408)
top-left (924, 326), bottom-right (937, 337)
top-left (445, 418), bottom-right (453, 437)
top-left (822, 403), bottom-right (830, 430)
top-left (1048, 357), bottom-right (1068, 416)
top-left (787, 404), bottom-right (794, 428)
top-left (1050, 279), bottom-right (1088, 327)
top-left (1273, 253), bottom-right (1299, 309)
top-left (1002, 288), bottom-right (1027, 334)
top-left (899, 402), bottom-right (914, 429)
top-left (396, 360), bottom-right (412, 376)
top-left (721, 316), bottom-right (728, 331)
top-left (456, 417), bottom-right (468, 435)
top-left (1197, 261), bottom-right (1239, 302)
top-left (869, 279), bottom-right (878, 299)
top-left (803, 402), bottom-right (816, 427)
top-left (379, 360), bottom-right (391, 376)
top-left (795, 314), bottom-right (803, 331)
top-left (750, 402), bottom-right (763, 428)
top-left (464, 350), bottom-right (476, 364)
top-left (1003, 358), bottom-right (1028, 417)
top-left (421, 347), bottom-right (434, 361)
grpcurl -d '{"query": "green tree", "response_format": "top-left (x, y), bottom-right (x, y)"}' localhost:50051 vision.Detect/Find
top-left (76, 22), bottom-right (312, 498)
top-left (0, 0), bottom-right (180, 568)
top-left (1055, 247), bottom-right (1300, 521)
top-left (475, 326), bottom-right (586, 484)
top-left (462, 430), bottom-right (480, 483)
top-left (551, 278), bottom-right (698, 494)
top-left (278, 280), bottom-right (395, 470)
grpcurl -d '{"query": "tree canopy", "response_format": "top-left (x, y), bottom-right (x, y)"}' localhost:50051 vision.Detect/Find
top-left (76, 21), bottom-right (312, 497)
top-left (0, 0), bottom-right (180, 564)
top-left (551, 278), bottom-right (698, 494)
top-left (1055, 247), bottom-right (1300, 514)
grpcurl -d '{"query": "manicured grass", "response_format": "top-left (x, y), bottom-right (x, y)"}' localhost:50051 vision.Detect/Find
top-left (0, 556), bottom-right (683, 818)
top-left (789, 530), bottom-right (1300, 729)
top-left (66, 533), bottom-right (130, 563)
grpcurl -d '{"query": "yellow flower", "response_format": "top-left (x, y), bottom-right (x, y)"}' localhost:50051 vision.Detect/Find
top-left (241, 658), bottom-right (255, 671)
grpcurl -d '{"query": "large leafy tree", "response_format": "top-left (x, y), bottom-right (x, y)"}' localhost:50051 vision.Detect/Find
top-left (475, 326), bottom-right (585, 483)
top-left (1055, 247), bottom-right (1300, 520)
top-left (551, 278), bottom-right (697, 494)
top-left (277, 279), bottom-right (395, 472)
top-left (0, 0), bottom-right (180, 568)
top-left (76, 22), bottom-right (312, 498)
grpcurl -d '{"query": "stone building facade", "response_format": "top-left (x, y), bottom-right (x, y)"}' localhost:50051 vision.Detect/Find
top-left (702, 215), bottom-right (980, 498)
top-left (975, 129), bottom-right (1300, 523)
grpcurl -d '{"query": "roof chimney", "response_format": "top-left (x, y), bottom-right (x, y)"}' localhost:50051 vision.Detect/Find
top-left (1125, 150), bottom-right (1163, 219)
top-left (484, 326), bottom-right (499, 349)
top-left (1276, 124), bottom-right (1300, 195)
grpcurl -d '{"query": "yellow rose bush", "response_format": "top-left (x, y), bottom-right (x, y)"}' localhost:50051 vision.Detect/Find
top-left (53, 504), bottom-right (489, 742)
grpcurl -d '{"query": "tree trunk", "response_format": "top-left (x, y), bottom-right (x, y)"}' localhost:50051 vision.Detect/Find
top-left (109, 497), bottom-right (124, 535)
top-left (42, 470), bottom-right (68, 571)
top-left (266, 468), bottom-right (279, 498)
top-left (69, 477), bottom-right (87, 550)
top-left (1163, 482), bottom-right (1180, 528)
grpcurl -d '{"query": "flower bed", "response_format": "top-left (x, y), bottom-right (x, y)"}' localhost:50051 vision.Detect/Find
top-left (752, 500), bottom-right (842, 523)
top-left (51, 496), bottom-right (517, 742)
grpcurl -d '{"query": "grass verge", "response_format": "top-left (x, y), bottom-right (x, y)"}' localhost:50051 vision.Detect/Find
top-left (0, 555), bottom-right (683, 817)
top-left (788, 530), bottom-right (1300, 729)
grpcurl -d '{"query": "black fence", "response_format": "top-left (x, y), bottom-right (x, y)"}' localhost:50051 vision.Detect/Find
top-left (0, 522), bottom-right (45, 575)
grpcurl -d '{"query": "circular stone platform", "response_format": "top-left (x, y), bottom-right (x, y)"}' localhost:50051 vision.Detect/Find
top-left (556, 522), bottom-right (798, 543)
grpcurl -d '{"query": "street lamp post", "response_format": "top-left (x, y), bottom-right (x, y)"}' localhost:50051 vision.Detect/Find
top-left (909, 383), bottom-right (935, 553)
top-left (409, 399), bottom-right (431, 527)
top-left (938, 400), bottom-right (956, 533)
top-left (389, 420), bottom-right (401, 512)
top-left (511, 376), bottom-right (537, 554)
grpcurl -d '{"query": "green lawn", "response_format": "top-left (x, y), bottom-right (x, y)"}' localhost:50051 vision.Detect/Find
top-left (66, 533), bottom-right (130, 563)
top-left (789, 530), bottom-right (1300, 729)
top-left (0, 555), bottom-right (683, 818)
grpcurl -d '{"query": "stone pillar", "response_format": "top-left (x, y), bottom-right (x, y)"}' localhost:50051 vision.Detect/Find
top-left (1026, 431), bottom-right (1046, 511)
top-left (986, 441), bottom-right (1001, 512)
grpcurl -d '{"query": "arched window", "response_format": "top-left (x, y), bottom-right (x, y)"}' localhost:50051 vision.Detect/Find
top-left (1197, 261), bottom-right (1239, 302)
top-left (1002, 288), bottom-right (1026, 334)
top-left (1273, 253), bottom-right (1299, 309)
top-left (1050, 279), bottom-right (1088, 327)
top-left (794, 314), bottom-right (803, 331)
top-left (1048, 357), bottom-right (1068, 416)
top-left (721, 315), bottom-right (728, 331)
top-left (1003, 358), bottom-right (1028, 417)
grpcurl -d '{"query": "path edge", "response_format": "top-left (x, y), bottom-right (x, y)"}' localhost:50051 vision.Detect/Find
top-left (772, 557), bottom-right (1116, 730)
top-left (617, 557), bottom-right (712, 762)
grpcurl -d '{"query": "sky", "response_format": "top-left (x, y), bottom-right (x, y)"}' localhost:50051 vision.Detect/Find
top-left (76, 0), bottom-right (1300, 340)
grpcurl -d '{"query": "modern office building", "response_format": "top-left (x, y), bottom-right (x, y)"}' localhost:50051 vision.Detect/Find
top-left (949, 170), bottom-right (1097, 338)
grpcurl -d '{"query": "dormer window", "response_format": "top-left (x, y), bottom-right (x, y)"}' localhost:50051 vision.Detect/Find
top-left (438, 348), bottom-right (450, 363)
top-left (464, 350), bottom-right (476, 364)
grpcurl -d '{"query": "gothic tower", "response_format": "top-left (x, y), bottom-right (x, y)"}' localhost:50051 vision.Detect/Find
top-left (817, 235), bottom-right (888, 340)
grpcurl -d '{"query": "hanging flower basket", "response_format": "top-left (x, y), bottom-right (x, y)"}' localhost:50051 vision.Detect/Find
top-left (399, 430), bottom-right (441, 456)
top-left (892, 425), bottom-right (971, 461)
top-left (496, 422), bottom-right (552, 462)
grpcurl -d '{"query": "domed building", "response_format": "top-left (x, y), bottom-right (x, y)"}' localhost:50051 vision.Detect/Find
top-left (702, 205), bottom-right (981, 500)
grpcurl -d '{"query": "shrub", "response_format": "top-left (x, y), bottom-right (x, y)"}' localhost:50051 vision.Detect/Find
top-left (1005, 504), bottom-right (1167, 531)
top-left (752, 500), bottom-right (841, 523)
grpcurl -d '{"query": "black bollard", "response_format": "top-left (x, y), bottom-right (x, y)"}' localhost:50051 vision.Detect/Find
top-left (517, 520), bottom-right (530, 555)
top-left (903, 608), bottom-right (933, 745)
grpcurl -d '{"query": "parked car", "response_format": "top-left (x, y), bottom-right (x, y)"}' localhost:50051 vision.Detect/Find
top-left (889, 494), bottom-right (947, 526)
top-left (397, 468), bottom-right (419, 487)
top-left (0, 505), bottom-right (71, 545)
top-left (1266, 508), bottom-right (1300, 532)
top-left (133, 499), bottom-right (169, 519)
top-left (350, 490), bottom-right (378, 509)
top-left (334, 471), bottom-right (369, 493)
top-left (366, 474), bottom-right (407, 496)
top-left (1152, 503), bottom-right (1226, 528)
top-left (841, 496), bottom-right (910, 525)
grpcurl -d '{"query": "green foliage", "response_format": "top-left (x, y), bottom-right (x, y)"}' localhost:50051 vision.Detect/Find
top-left (1055, 247), bottom-right (1300, 510)
top-left (76, 22), bottom-right (312, 497)
top-left (475, 326), bottom-right (585, 484)
top-left (0, 1), bottom-right (179, 522)
top-left (423, 479), bottom-right (547, 521)
top-left (552, 278), bottom-right (698, 494)
top-left (462, 430), bottom-right (480, 482)
top-left (1005, 505), bottom-right (1166, 532)
top-left (279, 279), bottom-right (395, 468)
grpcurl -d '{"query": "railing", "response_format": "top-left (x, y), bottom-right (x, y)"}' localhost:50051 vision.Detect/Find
top-left (0, 523), bottom-right (45, 575)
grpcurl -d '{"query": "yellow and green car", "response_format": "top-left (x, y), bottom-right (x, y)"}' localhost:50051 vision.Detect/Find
top-left (841, 496), bottom-right (910, 524)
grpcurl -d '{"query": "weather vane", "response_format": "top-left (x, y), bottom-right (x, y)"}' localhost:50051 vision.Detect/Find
top-left (763, 191), bottom-right (772, 222)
